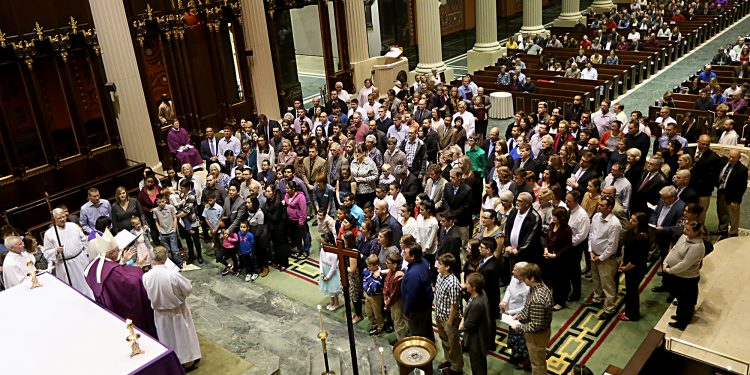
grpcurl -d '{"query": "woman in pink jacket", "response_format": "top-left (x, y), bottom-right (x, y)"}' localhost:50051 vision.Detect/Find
top-left (285, 180), bottom-right (309, 259)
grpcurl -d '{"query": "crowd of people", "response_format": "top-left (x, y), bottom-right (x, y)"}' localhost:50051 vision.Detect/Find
top-left (2, 22), bottom-right (749, 375)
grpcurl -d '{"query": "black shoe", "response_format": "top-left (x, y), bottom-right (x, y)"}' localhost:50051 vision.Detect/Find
top-left (221, 266), bottom-right (231, 276)
top-left (197, 257), bottom-right (204, 264)
top-left (668, 322), bottom-right (687, 330)
top-left (657, 271), bottom-right (664, 276)
top-left (437, 361), bottom-right (452, 370)
top-left (598, 312), bottom-right (613, 320)
top-left (652, 286), bottom-right (668, 293)
top-left (666, 295), bottom-right (675, 303)
top-left (580, 267), bottom-right (590, 275)
top-left (670, 315), bottom-right (677, 320)
top-left (584, 300), bottom-right (603, 308)
top-left (384, 325), bottom-right (394, 333)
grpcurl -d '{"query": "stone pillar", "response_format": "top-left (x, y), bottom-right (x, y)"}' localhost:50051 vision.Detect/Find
top-left (414, 0), bottom-right (450, 78)
top-left (554, 0), bottom-right (582, 27)
top-left (520, 0), bottom-right (545, 35)
top-left (88, 0), bottom-right (159, 167)
top-left (344, 0), bottom-right (369, 63)
top-left (591, 0), bottom-right (615, 13)
top-left (467, 0), bottom-right (503, 73)
top-left (240, 0), bottom-right (281, 118)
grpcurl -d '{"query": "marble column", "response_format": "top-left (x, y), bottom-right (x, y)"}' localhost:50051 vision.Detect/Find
top-left (415, 0), bottom-right (448, 74)
top-left (88, 0), bottom-right (159, 167)
top-left (591, 0), bottom-right (615, 13)
top-left (467, 0), bottom-right (502, 73)
top-left (240, 0), bottom-right (281, 118)
top-left (554, 0), bottom-right (582, 27)
top-left (473, 0), bottom-right (500, 52)
top-left (344, 0), bottom-right (369, 63)
top-left (520, 0), bottom-right (545, 35)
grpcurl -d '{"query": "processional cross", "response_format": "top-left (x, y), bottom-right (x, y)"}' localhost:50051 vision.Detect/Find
top-left (321, 239), bottom-right (361, 374)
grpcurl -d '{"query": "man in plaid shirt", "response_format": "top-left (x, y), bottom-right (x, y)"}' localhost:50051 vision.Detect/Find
top-left (434, 253), bottom-right (464, 374)
top-left (514, 263), bottom-right (553, 375)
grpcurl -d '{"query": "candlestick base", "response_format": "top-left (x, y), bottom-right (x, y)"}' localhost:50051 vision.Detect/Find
top-left (321, 372), bottom-right (336, 375)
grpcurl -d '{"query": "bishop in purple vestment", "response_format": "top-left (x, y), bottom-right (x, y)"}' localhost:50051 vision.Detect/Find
top-left (167, 120), bottom-right (204, 168)
top-left (84, 229), bottom-right (158, 339)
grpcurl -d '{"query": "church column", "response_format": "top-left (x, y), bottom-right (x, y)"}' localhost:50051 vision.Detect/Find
top-left (344, 0), bottom-right (369, 63)
top-left (554, 0), bottom-right (582, 27)
top-left (239, 0), bottom-right (281, 117)
top-left (467, 0), bottom-right (503, 73)
top-left (520, 0), bottom-right (545, 35)
top-left (591, 0), bottom-right (614, 13)
top-left (414, 0), bottom-right (449, 76)
top-left (88, 0), bottom-right (159, 167)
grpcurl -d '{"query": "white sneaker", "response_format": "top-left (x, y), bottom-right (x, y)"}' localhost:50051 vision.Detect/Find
top-left (251, 273), bottom-right (259, 281)
top-left (245, 274), bottom-right (252, 282)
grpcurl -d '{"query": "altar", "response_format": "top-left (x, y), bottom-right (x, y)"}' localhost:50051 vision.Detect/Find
top-left (0, 273), bottom-right (184, 374)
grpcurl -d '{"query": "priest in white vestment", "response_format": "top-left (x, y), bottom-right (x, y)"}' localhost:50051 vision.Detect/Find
top-left (2, 236), bottom-right (36, 289)
top-left (43, 208), bottom-right (93, 299)
top-left (143, 245), bottom-right (201, 368)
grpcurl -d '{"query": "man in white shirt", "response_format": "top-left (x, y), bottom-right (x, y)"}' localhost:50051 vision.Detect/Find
top-left (387, 115), bottom-right (409, 148)
top-left (592, 100), bottom-right (615, 140)
top-left (452, 101), bottom-right (476, 138)
top-left (723, 81), bottom-right (742, 98)
top-left (585, 196), bottom-right (622, 319)
top-left (1, 236), bottom-right (36, 289)
top-left (362, 93), bottom-right (382, 113)
top-left (602, 162), bottom-right (632, 210)
top-left (718, 119), bottom-right (739, 145)
top-left (565, 190), bottom-right (591, 302)
top-left (581, 62), bottom-right (598, 80)
top-left (613, 102), bottom-right (628, 125)
top-left (654, 106), bottom-right (677, 130)
top-left (217, 124), bottom-right (241, 164)
top-left (347, 99), bottom-right (368, 120)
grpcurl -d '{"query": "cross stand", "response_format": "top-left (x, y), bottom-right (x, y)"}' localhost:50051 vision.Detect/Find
top-left (321, 239), bottom-right (361, 375)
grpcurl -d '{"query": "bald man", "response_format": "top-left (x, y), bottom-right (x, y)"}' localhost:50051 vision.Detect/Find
top-left (715, 149), bottom-right (748, 237)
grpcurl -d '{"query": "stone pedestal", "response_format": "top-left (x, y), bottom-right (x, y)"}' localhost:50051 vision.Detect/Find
top-left (467, 0), bottom-right (503, 73)
top-left (88, 0), bottom-right (159, 167)
top-left (240, 0), bottom-right (281, 118)
top-left (554, 0), bottom-right (582, 27)
top-left (520, 0), bottom-right (545, 35)
top-left (414, 0), bottom-right (449, 76)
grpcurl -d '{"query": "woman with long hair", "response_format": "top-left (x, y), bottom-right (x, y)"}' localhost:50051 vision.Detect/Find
top-left (476, 208), bottom-right (504, 259)
top-left (278, 138), bottom-right (297, 167)
top-left (619, 212), bottom-right (650, 321)
top-left (482, 181), bottom-right (501, 213)
top-left (112, 186), bottom-right (147, 233)
top-left (462, 238), bottom-right (483, 279)
top-left (137, 174), bottom-right (162, 242)
top-left (677, 153), bottom-right (693, 171)
top-left (343, 230), bottom-right (364, 324)
top-left (416, 200), bottom-right (439, 267)
top-left (285, 180), bottom-right (309, 259)
top-left (255, 134), bottom-right (276, 172)
top-left (543, 207), bottom-right (573, 311)
top-left (581, 178), bottom-right (602, 218)
top-left (399, 203), bottom-right (418, 243)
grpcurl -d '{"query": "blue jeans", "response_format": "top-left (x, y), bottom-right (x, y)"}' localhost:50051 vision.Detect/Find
top-left (159, 232), bottom-right (183, 266)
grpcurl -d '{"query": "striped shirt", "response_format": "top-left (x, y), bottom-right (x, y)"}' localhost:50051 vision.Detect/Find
top-left (435, 273), bottom-right (463, 321)
top-left (515, 283), bottom-right (553, 333)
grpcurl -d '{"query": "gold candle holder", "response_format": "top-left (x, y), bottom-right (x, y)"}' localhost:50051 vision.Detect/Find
top-left (316, 305), bottom-right (335, 375)
top-left (26, 260), bottom-right (41, 289)
top-left (125, 319), bottom-right (145, 357)
top-left (379, 347), bottom-right (385, 374)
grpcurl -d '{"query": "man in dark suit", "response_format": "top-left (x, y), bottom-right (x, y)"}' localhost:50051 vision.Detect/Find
top-left (435, 212), bottom-right (462, 280)
top-left (482, 127), bottom-right (500, 173)
top-left (681, 113), bottom-right (706, 144)
top-left (684, 135), bottom-right (722, 222)
top-left (394, 165), bottom-right (421, 205)
top-left (325, 90), bottom-right (347, 114)
top-left (512, 144), bottom-right (538, 174)
top-left (307, 96), bottom-right (324, 119)
top-left (715, 149), bottom-right (748, 237)
top-left (255, 159), bottom-right (276, 189)
top-left (366, 119), bottom-right (388, 153)
top-left (459, 273), bottom-right (491, 375)
top-left (256, 114), bottom-right (278, 143)
top-left (631, 155), bottom-right (668, 215)
top-left (566, 151), bottom-right (600, 195)
top-left (673, 169), bottom-right (698, 205)
top-left (503, 192), bottom-right (543, 265)
top-left (441, 167), bottom-right (473, 243)
top-left (478, 238), bottom-right (500, 349)
top-left (513, 168), bottom-right (535, 200)
top-left (624, 121), bottom-right (650, 161)
top-left (649, 186), bottom-right (686, 263)
top-left (199, 127), bottom-right (221, 164)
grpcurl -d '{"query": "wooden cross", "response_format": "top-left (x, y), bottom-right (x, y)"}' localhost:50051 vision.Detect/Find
top-left (321, 239), bottom-right (361, 375)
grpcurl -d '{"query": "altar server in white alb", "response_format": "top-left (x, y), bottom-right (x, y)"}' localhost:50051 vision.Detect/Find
top-left (143, 245), bottom-right (201, 369)
top-left (1, 236), bottom-right (36, 289)
top-left (43, 208), bottom-right (93, 299)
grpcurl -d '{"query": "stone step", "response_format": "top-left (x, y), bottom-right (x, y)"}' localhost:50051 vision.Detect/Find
top-left (243, 347), bottom-right (281, 375)
top-left (310, 346), bottom-right (341, 375)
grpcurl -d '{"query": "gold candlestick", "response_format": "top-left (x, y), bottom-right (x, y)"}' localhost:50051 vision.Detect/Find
top-left (379, 347), bottom-right (385, 375)
top-left (125, 319), bottom-right (145, 357)
top-left (26, 260), bottom-right (41, 289)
